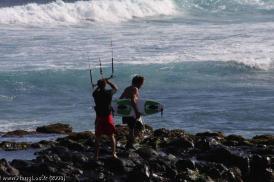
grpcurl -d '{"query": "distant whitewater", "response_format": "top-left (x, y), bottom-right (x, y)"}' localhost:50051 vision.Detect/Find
top-left (0, 0), bottom-right (177, 24)
top-left (1, 0), bottom-right (274, 25)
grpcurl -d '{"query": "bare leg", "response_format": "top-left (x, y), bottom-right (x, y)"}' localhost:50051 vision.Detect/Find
top-left (95, 135), bottom-right (100, 160)
top-left (110, 134), bottom-right (118, 159)
top-left (127, 127), bottom-right (135, 148)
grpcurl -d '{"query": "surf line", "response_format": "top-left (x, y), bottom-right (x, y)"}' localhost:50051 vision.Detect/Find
top-left (89, 40), bottom-right (115, 90)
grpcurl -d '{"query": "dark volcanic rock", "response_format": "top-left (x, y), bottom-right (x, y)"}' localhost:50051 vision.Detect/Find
top-left (128, 164), bottom-right (150, 182)
top-left (0, 123), bottom-right (273, 182)
top-left (2, 130), bottom-right (35, 137)
top-left (36, 123), bottom-right (72, 134)
top-left (166, 136), bottom-right (194, 153)
top-left (31, 140), bottom-right (56, 149)
top-left (223, 134), bottom-right (250, 146)
top-left (0, 141), bottom-right (30, 151)
top-left (66, 131), bottom-right (94, 141)
top-left (0, 159), bottom-right (20, 176)
top-left (195, 137), bottom-right (221, 150)
top-left (221, 167), bottom-right (243, 182)
top-left (137, 146), bottom-right (158, 159)
top-left (250, 154), bottom-right (272, 182)
top-left (196, 131), bottom-right (225, 140)
top-left (197, 145), bottom-right (250, 177)
top-left (57, 138), bottom-right (86, 151)
top-left (176, 159), bottom-right (196, 171)
top-left (103, 157), bottom-right (135, 174)
top-left (251, 135), bottom-right (274, 145)
top-left (154, 128), bottom-right (170, 138)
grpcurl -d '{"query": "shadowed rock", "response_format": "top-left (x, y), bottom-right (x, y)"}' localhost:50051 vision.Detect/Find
top-left (251, 135), bottom-right (274, 145)
top-left (2, 130), bottom-right (36, 137)
top-left (0, 123), bottom-right (273, 181)
top-left (0, 141), bottom-right (30, 151)
top-left (36, 123), bottom-right (72, 134)
top-left (0, 159), bottom-right (20, 176)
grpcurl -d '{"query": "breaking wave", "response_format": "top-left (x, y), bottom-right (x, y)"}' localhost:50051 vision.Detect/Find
top-left (0, 0), bottom-right (274, 25)
top-left (0, 0), bottom-right (177, 25)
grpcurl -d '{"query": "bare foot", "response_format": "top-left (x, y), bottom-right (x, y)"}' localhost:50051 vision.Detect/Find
top-left (112, 153), bottom-right (118, 159)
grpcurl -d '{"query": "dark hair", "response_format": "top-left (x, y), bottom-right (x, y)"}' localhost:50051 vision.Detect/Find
top-left (97, 79), bottom-right (106, 89)
top-left (132, 75), bottom-right (144, 86)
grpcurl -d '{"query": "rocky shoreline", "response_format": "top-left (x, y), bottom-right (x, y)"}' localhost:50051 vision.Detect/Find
top-left (0, 123), bottom-right (273, 182)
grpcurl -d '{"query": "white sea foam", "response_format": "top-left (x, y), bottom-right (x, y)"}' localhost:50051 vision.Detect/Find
top-left (0, 95), bottom-right (16, 101)
top-left (0, 0), bottom-right (177, 25)
top-left (0, 120), bottom-right (42, 132)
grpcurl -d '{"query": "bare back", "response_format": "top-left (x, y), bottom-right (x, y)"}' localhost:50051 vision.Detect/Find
top-left (120, 86), bottom-right (139, 102)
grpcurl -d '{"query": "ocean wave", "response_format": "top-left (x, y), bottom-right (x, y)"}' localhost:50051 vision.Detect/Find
top-left (0, 0), bottom-right (273, 26)
top-left (0, 0), bottom-right (177, 25)
top-left (175, 0), bottom-right (274, 13)
top-left (0, 119), bottom-right (42, 132)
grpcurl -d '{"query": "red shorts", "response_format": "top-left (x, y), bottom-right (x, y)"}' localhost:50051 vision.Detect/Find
top-left (95, 114), bottom-right (115, 136)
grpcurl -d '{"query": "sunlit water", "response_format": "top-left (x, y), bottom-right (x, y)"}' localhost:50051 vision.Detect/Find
top-left (0, 0), bottom-right (274, 138)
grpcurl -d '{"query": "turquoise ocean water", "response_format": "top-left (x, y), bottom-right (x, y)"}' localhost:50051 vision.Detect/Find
top-left (0, 0), bottom-right (274, 137)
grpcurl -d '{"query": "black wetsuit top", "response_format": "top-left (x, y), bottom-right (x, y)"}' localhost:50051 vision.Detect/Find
top-left (93, 89), bottom-right (115, 116)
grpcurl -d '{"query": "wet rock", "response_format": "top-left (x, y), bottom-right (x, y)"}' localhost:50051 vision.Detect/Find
top-left (251, 135), bottom-right (274, 145)
top-left (143, 124), bottom-right (153, 133)
top-left (69, 152), bottom-right (89, 166)
top-left (0, 141), bottom-right (29, 151)
top-left (176, 159), bottom-right (196, 171)
top-left (169, 129), bottom-right (186, 138)
top-left (103, 157), bottom-right (135, 174)
top-left (226, 135), bottom-right (245, 142)
top-left (83, 159), bottom-right (104, 170)
top-left (30, 142), bottom-right (44, 149)
top-left (154, 128), bottom-right (170, 138)
top-left (140, 136), bottom-right (164, 150)
top-left (0, 159), bottom-right (20, 176)
top-left (137, 146), bottom-right (158, 159)
top-left (176, 169), bottom-right (213, 182)
top-left (224, 134), bottom-right (250, 146)
top-left (36, 123), bottom-right (72, 134)
top-left (115, 125), bottom-right (129, 142)
top-left (167, 136), bottom-right (194, 151)
top-left (195, 137), bottom-right (221, 150)
top-left (66, 131), bottom-right (94, 142)
top-left (37, 146), bottom-right (70, 160)
top-left (148, 157), bottom-right (177, 179)
top-left (197, 145), bottom-right (250, 176)
top-left (127, 164), bottom-right (150, 182)
top-left (195, 161), bottom-right (228, 179)
top-left (222, 167), bottom-right (243, 182)
top-left (196, 131), bottom-right (225, 140)
top-left (31, 140), bottom-right (55, 149)
top-left (83, 137), bottom-right (95, 147)
top-left (57, 138), bottom-right (86, 151)
top-left (250, 154), bottom-right (272, 181)
top-left (0, 124), bottom-right (272, 181)
top-left (11, 159), bottom-right (33, 170)
top-left (2, 130), bottom-right (35, 137)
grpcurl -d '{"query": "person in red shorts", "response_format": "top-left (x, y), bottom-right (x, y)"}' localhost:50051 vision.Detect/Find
top-left (93, 79), bottom-right (118, 160)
